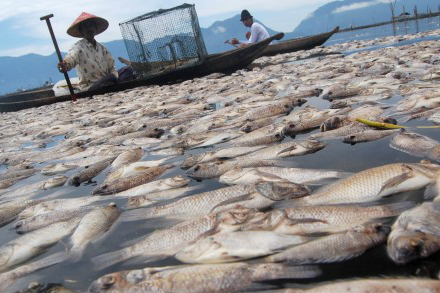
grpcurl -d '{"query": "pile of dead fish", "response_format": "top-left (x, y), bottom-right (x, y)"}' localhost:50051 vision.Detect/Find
top-left (2, 28), bottom-right (440, 293)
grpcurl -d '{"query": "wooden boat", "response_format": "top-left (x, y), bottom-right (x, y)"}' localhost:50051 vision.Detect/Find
top-left (262, 27), bottom-right (339, 57)
top-left (0, 33), bottom-right (283, 113)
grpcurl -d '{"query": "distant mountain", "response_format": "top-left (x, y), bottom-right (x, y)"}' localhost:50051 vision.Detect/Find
top-left (292, 0), bottom-right (440, 37)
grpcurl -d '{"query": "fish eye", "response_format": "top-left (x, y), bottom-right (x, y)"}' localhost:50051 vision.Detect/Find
top-left (194, 165), bottom-right (200, 171)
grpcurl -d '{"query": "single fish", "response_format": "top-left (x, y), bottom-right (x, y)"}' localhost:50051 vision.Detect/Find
top-left (277, 162), bottom-right (440, 206)
top-left (387, 201), bottom-right (440, 264)
top-left (342, 129), bottom-right (399, 144)
top-left (124, 186), bottom-right (200, 209)
top-left (92, 165), bottom-right (170, 195)
top-left (18, 197), bottom-right (101, 220)
top-left (234, 140), bottom-right (326, 161)
top-left (390, 130), bottom-right (440, 162)
top-left (220, 167), bottom-right (349, 185)
top-left (243, 202), bottom-right (414, 235)
top-left (240, 99), bottom-right (296, 121)
top-left (265, 223), bottom-right (389, 264)
top-left (240, 117), bottom-right (275, 133)
top-left (0, 199), bottom-right (43, 228)
top-left (114, 175), bottom-right (190, 198)
top-left (0, 169), bottom-right (36, 181)
top-left (88, 263), bottom-right (319, 293)
top-left (230, 124), bottom-right (286, 147)
top-left (0, 176), bottom-right (27, 190)
top-left (93, 209), bottom-right (254, 269)
top-left (0, 176), bottom-right (68, 202)
top-left (283, 279), bottom-right (440, 293)
top-left (41, 163), bottom-right (78, 176)
top-left (176, 231), bottom-right (310, 264)
top-left (186, 159), bottom-right (285, 180)
top-left (105, 159), bottom-right (169, 183)
top-left (69, 203), bottom-right (120, 258)
top-left (311, 124), bottom-right (369, 140)
top-left (120, 182), bottom-right (309, 222)
top-left (66, 158), bottom-right (114, 186)
top-left (110, 148), bottom-right (144, 170)
top-left (0, 219), bottom-right (80, 272)
top-left (181, 146), bottom-right (264, 169)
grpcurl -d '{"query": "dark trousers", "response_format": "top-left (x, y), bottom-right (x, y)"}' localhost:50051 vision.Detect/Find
top-left (117, 66), bottom-right (134, 83)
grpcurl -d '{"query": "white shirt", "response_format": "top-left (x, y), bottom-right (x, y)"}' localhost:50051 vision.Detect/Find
top-left (65, 39), bottom-right (118, 91)
top-left (244, 22), bottom-right (270, 44)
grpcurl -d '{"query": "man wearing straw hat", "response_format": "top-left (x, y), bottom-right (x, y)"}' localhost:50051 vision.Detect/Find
top-left (58, 12), bottom-right (133, 91)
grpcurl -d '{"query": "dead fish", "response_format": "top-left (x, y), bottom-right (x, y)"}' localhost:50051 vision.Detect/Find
top-left (186, 159), bottom-right (285, 180)
top-left (69, 203), bottom-right (120, 258)
top-left (181, 146), bottom-right (264, 169)
top-left (18, 197), bottom-right (101, 220)
top-left (88, 263), bottom-right (319, 293)
top-left (243, 202), bottom-right (413, 235)
top-left (0, 199), bottom-right (43, 228)
top-left (0, 176), bottom-right (27, 190)
top-left (265, 223), bottom-right (389, 264)
top-left (41, 163), bottom-right (78, 176)
top-left (124, 186), bottom-right (200, 209)
top-left (0, 219), bottom-right (80, 272)
top-left (105, 158), bottom-right (169, 182)
top-left (342, 129), bottom-right (399, 144)
top-left (13, 206), bottom-right (93, 234)
top-left (240, 117), bottom-right (275, 133)
top-left (240, 99), bottom-right (296, 121)
top-left (220, 167), bottom-right (349, 185)
top-left (1, 176), bottom-right (68, 202)
top-left (390, 130), bottom-right (440, 162)
top-left (93, 209), bottom-right (253, 268)
top-left (311, 124), bottom-right (369, 140)
top-left (230, 124), bottom-right (286, 146)
top-left (92, 165), bottom-right (170, 195)
top-left (176, 231), bottom-right (310, 264)
top-left (387, 201), bottom-right (440, 264)
top-left (110, 148), bottom-right (143, 170)
top-left (113, 176), bottom-right (190, 198)
top-left (277, 162), bottom-right (440, 206)
top-left (120, 182), bottom-right (309, 222)
top-left (283, 279), bottom-right (440, 293)
top-left (66, 158), bottom-right (113, 186)
top-left (235, 140), bottom-right (326, 161)
top-left (320, 115), bottom-right (352, 131)
top-left (0, 169), bottom-right (36, 181)
top-left (323, 87), bottom-right (363, 101)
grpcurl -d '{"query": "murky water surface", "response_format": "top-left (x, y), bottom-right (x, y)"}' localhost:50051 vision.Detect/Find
top-left (3, 19), bottom-right (440, 293)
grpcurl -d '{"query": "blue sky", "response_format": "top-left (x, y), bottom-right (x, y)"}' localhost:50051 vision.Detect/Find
top-left (0, 0), bottom-right (330, 57)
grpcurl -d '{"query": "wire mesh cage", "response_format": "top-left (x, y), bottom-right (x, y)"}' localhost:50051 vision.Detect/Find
top-left (119, 3), bottom-right (208, 79)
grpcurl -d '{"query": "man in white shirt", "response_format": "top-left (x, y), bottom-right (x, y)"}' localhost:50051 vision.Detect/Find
top-left (231, 10), bottom-right (270, 46)
top-left (58, 12), bottom-right (133, 91)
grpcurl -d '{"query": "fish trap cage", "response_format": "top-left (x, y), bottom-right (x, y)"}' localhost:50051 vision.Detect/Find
top-left (119, 3), bottom-right (208, 79)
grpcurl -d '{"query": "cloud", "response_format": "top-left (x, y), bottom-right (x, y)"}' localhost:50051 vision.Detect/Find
top-left (332, 0), bottom-right (389, 14)
top-left (212, 26), bottom-right (227, 34)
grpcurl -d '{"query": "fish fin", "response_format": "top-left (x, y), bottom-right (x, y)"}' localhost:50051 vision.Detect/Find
top-left (252, 170), bottom-right (288, 182)
top-left (210, 194), bottom-right (252, 212)
top-left (276, 145), bottom-right (297, 156)
top-left (378, 170), bottom-right (414, 196)
top-left (134, 166), bottom-right (150, 172)
top-left (92, 249), bottom-right (131, 270)
top-left (270, 199), bottom-right (307, 209)
top-left (424, 182), bottom-right (440, 199)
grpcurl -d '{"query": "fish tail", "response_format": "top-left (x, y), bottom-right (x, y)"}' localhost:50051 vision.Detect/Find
top-left (251, 264), bottom-right (321, 281)
top-left (119, 208), bottom-right (154, 222)
top-left (92, 248), bottom-right (131, 270)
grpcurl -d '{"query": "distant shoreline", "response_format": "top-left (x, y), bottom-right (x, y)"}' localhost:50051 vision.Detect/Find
top-left (339, 11), bottom-right (440, 33)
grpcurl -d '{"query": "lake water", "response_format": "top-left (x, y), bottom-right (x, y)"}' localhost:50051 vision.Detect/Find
top-left (3, 20), bottom-right (440, 293)
top-left (326, 16), bottom-right (440, 46)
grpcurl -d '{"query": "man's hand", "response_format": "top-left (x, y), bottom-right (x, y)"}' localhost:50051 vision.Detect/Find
top-left (231, 38), bottom-right (240, 45)
top-left (57, 61), bottom-right (68, 73)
